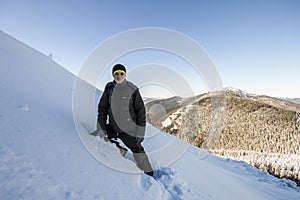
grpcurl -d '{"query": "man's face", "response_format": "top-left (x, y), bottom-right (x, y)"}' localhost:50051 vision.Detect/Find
top-left (113, 72), bottom-right (126, 84)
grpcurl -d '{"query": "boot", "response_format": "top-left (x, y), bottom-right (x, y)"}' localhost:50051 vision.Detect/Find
top-left (144, 171), bottom-right (154, 177)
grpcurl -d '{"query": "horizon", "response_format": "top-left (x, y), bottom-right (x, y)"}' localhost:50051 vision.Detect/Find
top-left (1, 0), bottom-right (299, 98)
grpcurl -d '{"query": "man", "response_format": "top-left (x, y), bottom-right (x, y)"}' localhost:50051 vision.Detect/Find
top-left (96, 64), bottom-right (154, 176)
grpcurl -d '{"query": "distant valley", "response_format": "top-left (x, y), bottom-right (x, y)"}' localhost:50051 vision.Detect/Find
top-left (145, 88), bottom-right (300, 185)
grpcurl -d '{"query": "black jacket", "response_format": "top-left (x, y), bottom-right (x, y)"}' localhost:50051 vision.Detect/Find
top-left (97, 80), bottom-right (146, 138)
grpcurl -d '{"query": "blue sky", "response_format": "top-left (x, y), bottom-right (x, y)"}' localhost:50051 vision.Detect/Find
top-left (1, 0), bottom-right (299, 98)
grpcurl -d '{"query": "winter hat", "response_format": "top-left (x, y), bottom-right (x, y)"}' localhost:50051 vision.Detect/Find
top-left (112, 64), bottom-right (126, 75)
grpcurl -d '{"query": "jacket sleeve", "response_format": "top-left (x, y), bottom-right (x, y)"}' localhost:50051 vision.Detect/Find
top-left (97, 86), bottom-right (110, 131)
top-left (133, 89), bottom-right (146, 138)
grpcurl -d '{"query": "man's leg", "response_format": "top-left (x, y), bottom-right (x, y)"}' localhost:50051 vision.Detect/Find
top-left (118, 133), bottom-right (153, 175)
top-left (106, 125), bottom-right (128, 156)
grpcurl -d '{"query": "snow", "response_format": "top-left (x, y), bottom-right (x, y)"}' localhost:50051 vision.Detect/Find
top-left (162, 118), bottom-right (172, 128)
top-left (0, 29), bottom-right (299, 199)
top-left (224, 86), bottom-right (246, 97)
top-left (161, 109), bottom-right (182, 130)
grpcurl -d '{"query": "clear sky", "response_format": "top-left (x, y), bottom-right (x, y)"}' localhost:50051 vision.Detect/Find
top-left (1, 0), bottom-right (299, 98)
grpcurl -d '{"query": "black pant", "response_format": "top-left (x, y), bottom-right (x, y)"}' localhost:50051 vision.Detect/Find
top-left (106, 125), bottom-right (153, 173)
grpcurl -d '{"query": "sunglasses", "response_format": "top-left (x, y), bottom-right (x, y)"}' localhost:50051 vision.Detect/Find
top-left (113, 72), bottom-right (125, 76)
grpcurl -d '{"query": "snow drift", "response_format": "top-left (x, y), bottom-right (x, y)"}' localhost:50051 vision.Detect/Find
top-left (0, 30), bottom-right (299, 199)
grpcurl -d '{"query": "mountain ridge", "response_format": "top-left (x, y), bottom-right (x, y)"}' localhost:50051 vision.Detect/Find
top-left (146, 88), bottom-right (300, 186)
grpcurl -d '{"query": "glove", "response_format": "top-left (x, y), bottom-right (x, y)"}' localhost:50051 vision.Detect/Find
top-left (135, 137), bottom-right (144, 144)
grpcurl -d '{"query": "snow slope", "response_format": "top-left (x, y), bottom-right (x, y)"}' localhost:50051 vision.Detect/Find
top-left (0, 30), bottom-right (299, 199)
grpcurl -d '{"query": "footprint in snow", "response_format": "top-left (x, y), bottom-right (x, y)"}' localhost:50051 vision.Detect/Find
top-left (153, 167), bottom-right (184, 199)
top-left (19, 104), bottom-right (30, 111)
